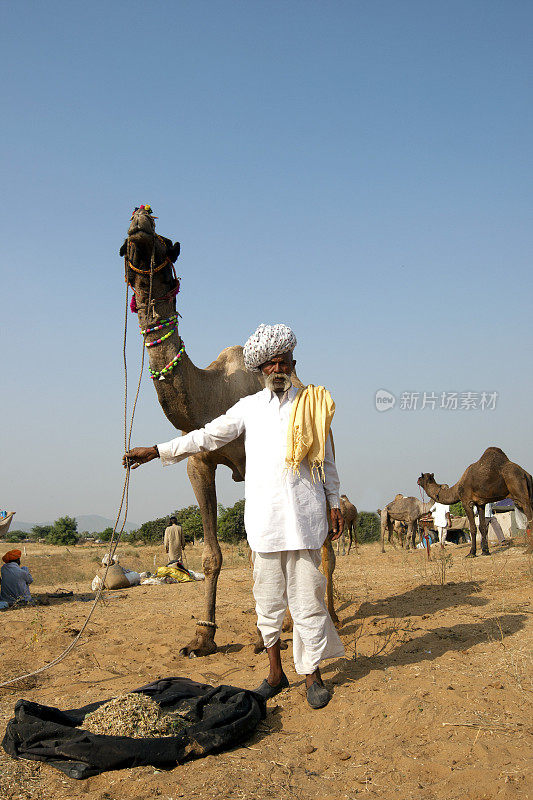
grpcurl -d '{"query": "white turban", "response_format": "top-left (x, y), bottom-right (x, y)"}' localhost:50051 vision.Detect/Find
top-left (243, 323), bottom-right (297, 373)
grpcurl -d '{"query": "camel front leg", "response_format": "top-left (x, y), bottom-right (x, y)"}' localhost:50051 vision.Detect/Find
top-left (405, 521), bottom-right (416, 550)
top-left (179, 456), bottom-right (221, 657)
top-left (464, 501), bottom-right (478, 557)
top-left (321, 539), bottom-right (340, 627)
top-left (477, 505), bottom-right (491, 556)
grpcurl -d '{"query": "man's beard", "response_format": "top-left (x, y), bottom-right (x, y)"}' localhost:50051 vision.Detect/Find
top-left (265, 373), bottom-right (292, 395)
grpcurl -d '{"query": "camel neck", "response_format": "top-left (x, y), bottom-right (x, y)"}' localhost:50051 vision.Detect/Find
top-left (428, 483), bottom-right (460, 505)
top-left (135, 304), bottom-right (204, 432)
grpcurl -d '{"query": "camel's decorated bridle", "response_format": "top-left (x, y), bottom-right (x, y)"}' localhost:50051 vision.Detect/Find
top-left (125, 205), bottom-right (184, 380)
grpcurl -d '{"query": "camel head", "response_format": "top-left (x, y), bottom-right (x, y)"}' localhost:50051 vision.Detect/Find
top-left (119, 205), bottom-right (181, 319)
top-left (128, 206), bottom-right (156, 236)
top-left (417, 472), bottom-right (434, 490)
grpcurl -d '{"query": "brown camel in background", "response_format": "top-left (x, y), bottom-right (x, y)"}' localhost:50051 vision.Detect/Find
top-left (120, 207), bottom-right (340, 656)
top-left (379, 495), bottom-right (434, 552)
top-left (418, 446), bottom-right (533, 557)
top-left (336, 495), bottom-right (358, 555)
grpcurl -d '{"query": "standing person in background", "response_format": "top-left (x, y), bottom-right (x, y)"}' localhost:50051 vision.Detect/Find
top-left (430, 502), bottom-right (451, 547)
top-left (164, 516), bottom-right (186, 564)
top-left (0, 550), bottom-right (34, 606)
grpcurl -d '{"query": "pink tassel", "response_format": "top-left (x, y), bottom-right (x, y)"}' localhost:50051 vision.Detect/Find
top-left (130, 294), bottom-right (138, 313)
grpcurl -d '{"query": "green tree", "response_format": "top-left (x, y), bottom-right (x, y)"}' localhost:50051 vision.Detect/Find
top-left (174, 505), bottom-right (204, 543)
top-left (135, 516), bottom-right (167, 544)
top-left (355, 511), bottom-right (380, 543)
top-left (99, 527), bottom-right (114, 542)
top-left (217, 500), bottom-right (246, 543)
top-left (5, 530), bottom-right (27, 543)
top-left (31, 524), bottom-right (53, 540)
top-left (450, 501), bottom-right (465, 516)
top-left (47, 516), bottom-right (79, 545)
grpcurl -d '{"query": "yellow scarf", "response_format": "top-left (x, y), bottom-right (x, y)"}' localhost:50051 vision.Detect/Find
top-left (285, 384), bottom-right (335, 481)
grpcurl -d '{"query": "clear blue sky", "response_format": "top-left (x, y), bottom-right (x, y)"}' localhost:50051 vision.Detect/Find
top-left (2, 1), bottom-right (532, 526)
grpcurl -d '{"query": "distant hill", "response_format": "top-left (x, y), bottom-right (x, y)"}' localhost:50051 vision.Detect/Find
top-left (11, 515), bottom-right (139, 535)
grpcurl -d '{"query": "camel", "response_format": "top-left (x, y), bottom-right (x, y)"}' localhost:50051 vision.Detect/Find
top-left (336, 495), bottom-right (358, 555)
top-left (379, 495), bottom-right (434, 552)
top-left (418, 447), bottom-right (533, 557)
top-left (120, 207), bottom-right (340, 656)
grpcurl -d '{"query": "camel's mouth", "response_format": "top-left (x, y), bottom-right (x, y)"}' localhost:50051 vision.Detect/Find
top-left (128, 209), bottom-right (156, 238)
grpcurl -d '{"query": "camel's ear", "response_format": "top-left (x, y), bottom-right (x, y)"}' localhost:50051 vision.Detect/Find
top-left (169, 241), bottom-right (181, 262)
top-left (119, 240), bottom-right (127, 257)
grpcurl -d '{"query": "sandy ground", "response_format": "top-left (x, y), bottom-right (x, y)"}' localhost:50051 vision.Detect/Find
top-left (0, 539), bottom-right (531, 800)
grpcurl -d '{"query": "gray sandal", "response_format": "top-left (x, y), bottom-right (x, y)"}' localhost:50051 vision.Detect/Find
top-left (253, 673), bottom-right (290, 700)
top-left (306, 681), bottom-right (331, 709)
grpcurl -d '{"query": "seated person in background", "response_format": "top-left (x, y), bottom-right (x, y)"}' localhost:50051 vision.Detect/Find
top-left (0, 550), bottom-right (34, 606)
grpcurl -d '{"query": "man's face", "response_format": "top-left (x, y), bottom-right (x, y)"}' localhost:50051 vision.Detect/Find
top-left (261, 352), bottom-right (295, 395)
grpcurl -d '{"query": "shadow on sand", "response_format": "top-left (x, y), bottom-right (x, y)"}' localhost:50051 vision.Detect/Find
top-left (324, 612), bottom-right (527, 686)
top-left (340, 580), bottom-right (487, 634)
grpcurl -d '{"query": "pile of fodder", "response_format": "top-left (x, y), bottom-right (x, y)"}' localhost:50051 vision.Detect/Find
top-left (81, 693), bottom-right (189, 738)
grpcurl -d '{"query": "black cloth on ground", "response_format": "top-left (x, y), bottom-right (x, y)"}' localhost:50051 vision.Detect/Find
top-left (2, 677), bottom-right (266, 779)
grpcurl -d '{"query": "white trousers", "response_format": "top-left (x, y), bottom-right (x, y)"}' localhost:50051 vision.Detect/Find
top-left (252, 549), bottom-right (345, 675)
top-left (437, 526), bottom-right (447, 545)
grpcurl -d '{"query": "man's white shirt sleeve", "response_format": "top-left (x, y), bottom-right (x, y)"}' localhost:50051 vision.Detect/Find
top-left (157, 400), bottom-right (246, 465)
top-left (323, 432), bottom-right (340, 509)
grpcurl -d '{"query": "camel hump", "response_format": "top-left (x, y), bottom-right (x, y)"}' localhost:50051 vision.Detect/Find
top-left (205, 345), bottom-right (246, 372)
top-left (481, 446), bottom-right (509, 461)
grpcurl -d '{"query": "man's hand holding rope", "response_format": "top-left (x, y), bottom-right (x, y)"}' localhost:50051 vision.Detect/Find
top-left (329, 508), bottom-right (344, 541)
top-left (123, 445), bottom-right (159, 469)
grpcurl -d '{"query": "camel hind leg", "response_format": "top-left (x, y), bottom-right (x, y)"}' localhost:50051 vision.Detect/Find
top-left (502, 464), bottom-right (533, 550)
top-left (464, 501), bottom-right (478, 557)
top-left (347, 523), bottom-right (355, 554)
top-left (405, 521), bottom-right (417, 550)
top-left (179, 456), bottom-right (221, 657)
top-left (321, 539), bottom-right (340, 627)
top-left (253, 623), bottom-right (289, 653)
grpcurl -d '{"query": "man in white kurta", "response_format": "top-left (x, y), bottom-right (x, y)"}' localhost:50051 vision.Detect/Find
top-left (124, 323), bottom-right (344, 709)
top-left (430, 502), bottom-right (451, 546)
top-left (164, 516), bottom-right (186, 563)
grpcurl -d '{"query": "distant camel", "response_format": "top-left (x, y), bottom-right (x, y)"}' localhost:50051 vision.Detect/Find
top-left (336, 495), bottom-right (358, 555)
top-left (379, 495), bottom-right (433, 552)
top-left (418, 446), bottom-right (533, 557)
